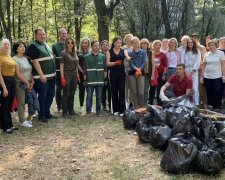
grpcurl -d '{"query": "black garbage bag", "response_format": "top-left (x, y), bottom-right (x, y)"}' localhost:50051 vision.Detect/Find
top-left (149, 124), bottom-right (171, 149)
top-left (165, 105), bottom-right (193, 128)
top-left (195, 147), bottom-right (224, 174)
top-left (123, 108), bottom-right (140, 129)
top-left (171, 117), bottom-right (195, 136)
top-left (215, 138), bottom-right (225, 165)
top-left (146, 105), bottom-right (166, 126)
top-left (135, 114), bottom-right (152, 143)
top-left (191, 116), bottom-right (212, 141)
top-left (160, 132), bottom-right (198, 173)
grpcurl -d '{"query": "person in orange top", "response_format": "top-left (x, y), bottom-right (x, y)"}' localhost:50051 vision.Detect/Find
top-left (0, 39), bottom-right (17, 133)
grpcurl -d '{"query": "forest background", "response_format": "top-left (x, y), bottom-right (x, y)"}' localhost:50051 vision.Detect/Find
top-left (1, 0), bottom-right (225, 48)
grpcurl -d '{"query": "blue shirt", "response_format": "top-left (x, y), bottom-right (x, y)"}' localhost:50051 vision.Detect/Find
top-left (128, 48), bottom-right (146, 71)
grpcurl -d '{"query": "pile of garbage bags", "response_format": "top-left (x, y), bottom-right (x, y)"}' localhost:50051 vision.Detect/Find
top-left (123, 95), bottom-right (225, 175)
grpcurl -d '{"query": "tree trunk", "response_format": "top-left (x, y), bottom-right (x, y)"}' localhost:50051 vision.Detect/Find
top-left (52, 0), bottom-right (59, 41)
top-left (18, 0), bottom-right (24, 38)
top-left (0, 0), bottom-right (11, 42)
top-left (74, 0), bottom-right (82, 49)
top-left (181, 0), bottom-right (189, 35)
top-left (94, 0), bottom-right (120, 42)
top-left (30, 0), bottom-right (34, 41)
top-left (12, 0), bottom-right (16, 39)
top-left (161, 0), bottom-right (173, 38)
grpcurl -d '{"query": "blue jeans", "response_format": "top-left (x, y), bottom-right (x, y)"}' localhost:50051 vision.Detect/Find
top-left (86, 86), bottom-right (102, 113)
top-left (34, 78), bottom-right (56, 119)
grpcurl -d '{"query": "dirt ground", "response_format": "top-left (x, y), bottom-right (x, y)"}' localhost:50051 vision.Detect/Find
top-left (1, 105), bottom-right (225, 179)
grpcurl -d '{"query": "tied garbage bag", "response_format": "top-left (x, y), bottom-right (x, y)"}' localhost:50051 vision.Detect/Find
top-left (135, 114), bottom-right (152, 143)
top-left (195, 147), bottom-right (223, 174)
top-left (164, 96), bottom-right (198, 128)
top-left (149, 124), bottom-right (171, 149)
top-left (123, 108), bottom-right (140, 129)
top-left (160, 132), bottom-right (198, 173)
top-left (146, 105), bottom-right (166, 126)
top-left (165, 105), bottom-right (192, 128)
top-left (215, 138), bottom-right (225, 165)
top-left (171, 117), bottom-right (195, 136)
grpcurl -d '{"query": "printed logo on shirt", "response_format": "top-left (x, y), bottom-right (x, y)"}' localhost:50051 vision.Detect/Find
top-left (155, 58), bottom-right (161, 68)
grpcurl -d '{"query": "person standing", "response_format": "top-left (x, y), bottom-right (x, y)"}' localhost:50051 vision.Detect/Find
top-left (100, 40), bottom-right (111, 111)
top-left (148, 40), bottom-right (167, 105)
top-left (165, 38), bottom-right (181, 81)
top-left (181, 38), bottom-right (201, 105)
top-left (106, 36), bottom-right (130, 116)
top-left (201, 39), bottom-right (225, 109)
top-left (140, 38), bottom-right (155, 105)
top-left (83, 40), bottom-right (107, 115)
top-left (0, 39), bottom-right (16, 133)
top-left (13, 41), bottom-right (34, 127)
top-left (60, 37), bottom-right (80, 117)
top-left (191, 33), bottom-right (207, 108)
top-left (123, 34), bottom-right (133, 108)
top-left (52, 28), bottom-right (67, 112)
top-left (78, 38), bottom-right (91, 114)
top-left (26, 28), bottom-right (56, 122)
top-left (128, 37), bottom-right (146, 107)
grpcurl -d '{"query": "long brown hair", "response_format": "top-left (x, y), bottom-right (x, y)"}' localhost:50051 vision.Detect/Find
top-left (186, 38), bottom-right (198, 54)
top-left (64, 37), bottom-right (76, 55)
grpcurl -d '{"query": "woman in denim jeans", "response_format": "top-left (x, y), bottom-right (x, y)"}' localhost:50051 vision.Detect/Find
top-left (128, 37), bottom-right (146, 107)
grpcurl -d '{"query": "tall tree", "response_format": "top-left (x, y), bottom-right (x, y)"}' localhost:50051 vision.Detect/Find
top-left (93, 0), bottom-right (120, 41)
top-left (0, 0), bottom-right (12, 41)
top-left (161, 0), bottom-right (173, 38)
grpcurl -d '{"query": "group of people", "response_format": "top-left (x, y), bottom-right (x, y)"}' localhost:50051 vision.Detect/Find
top-left (1, 27), bottom-right (225, 134)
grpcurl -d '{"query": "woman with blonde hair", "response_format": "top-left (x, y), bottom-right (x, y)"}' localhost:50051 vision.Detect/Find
top-left (140, 38), bottom-right (155, 104)
top-left (78, 37), bottom-right (91, 113)
top-left (0, 39), bottom-right (17, 133)
top-left (60, 37), bottom-right (81, 117)
top-left (128, 37), bottom-right (146, 107)
top-left (165, 38), bottom-right (181, 80)
top-left (149, 40), bottom-right (167, 105)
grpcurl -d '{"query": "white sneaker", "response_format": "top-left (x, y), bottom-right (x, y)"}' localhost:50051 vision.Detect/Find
top-left (114, 112), bottom-right (119, 116)
top-left (119, 113), bottom-right (124, 117)
top-left (80, 106), bottom-right (84, 113)
top-left (21, 120), bottom-right (33, 128)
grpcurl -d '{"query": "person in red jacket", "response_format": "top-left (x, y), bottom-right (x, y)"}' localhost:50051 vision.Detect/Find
top-left (148, 40), bottom-right (167, 105)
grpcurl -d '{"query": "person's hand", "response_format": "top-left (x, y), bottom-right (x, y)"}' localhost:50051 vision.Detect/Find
top-left (200, 77), bottom-right (204, 84)
top-left (222, 76), bottom-right (225, 83)
top-left (60, 77), bottom-right (67, 87)
top-left (104, 78), bottom-right (108, 86)
top-left (26, 82), bottom-right (30, 90)
top-left (162, 74), bottom-right (166, 81)
top-left (83, 80), bottom-right (87, 87)
top-left (151, 75), bottom-right (154, 81)
top-left (77, 74), bottom-right (81, 84)
top-left (159, 91), bottom-right (170, 102)
top-left (3, 88), bottom-right (8, 97)
top-left (40, 75), bottom-right (47, 83)
top-left (114, 60), bottom-right (122, 66)
top-left (135, 69), bottom-right (142, 77)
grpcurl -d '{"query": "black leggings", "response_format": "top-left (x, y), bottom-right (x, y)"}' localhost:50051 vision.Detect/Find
top-left (0, 77), bottom-right (15, 131)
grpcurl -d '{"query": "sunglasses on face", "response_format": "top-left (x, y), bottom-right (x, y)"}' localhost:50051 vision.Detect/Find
top-left (67, 42), bottom-right (74, 44)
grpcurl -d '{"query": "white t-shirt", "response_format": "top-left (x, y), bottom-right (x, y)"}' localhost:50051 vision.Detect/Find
top-left (204, 50), bottom-right (225, 79)
top-left (167, 51), bottom-right (178, 68)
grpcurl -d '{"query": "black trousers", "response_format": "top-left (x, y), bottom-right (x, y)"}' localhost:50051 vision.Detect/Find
top-left (204, 77), bottom-right (223, 108)
top-left (78, 73), bottom-right (85, 107)
top-left (0, 77), bottom-right (15, 131)
top-left (102, 77), bottom-right (111, 108)
top-left (55, 71), bottom-right (62, 111)
top-left (110, 71), bottom-right (126, 113)
top-left (149, 73), bottom-right (165, 105)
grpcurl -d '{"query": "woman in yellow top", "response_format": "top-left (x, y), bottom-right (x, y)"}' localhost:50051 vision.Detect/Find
top-left (0, 39), bottom-right (16, 133)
